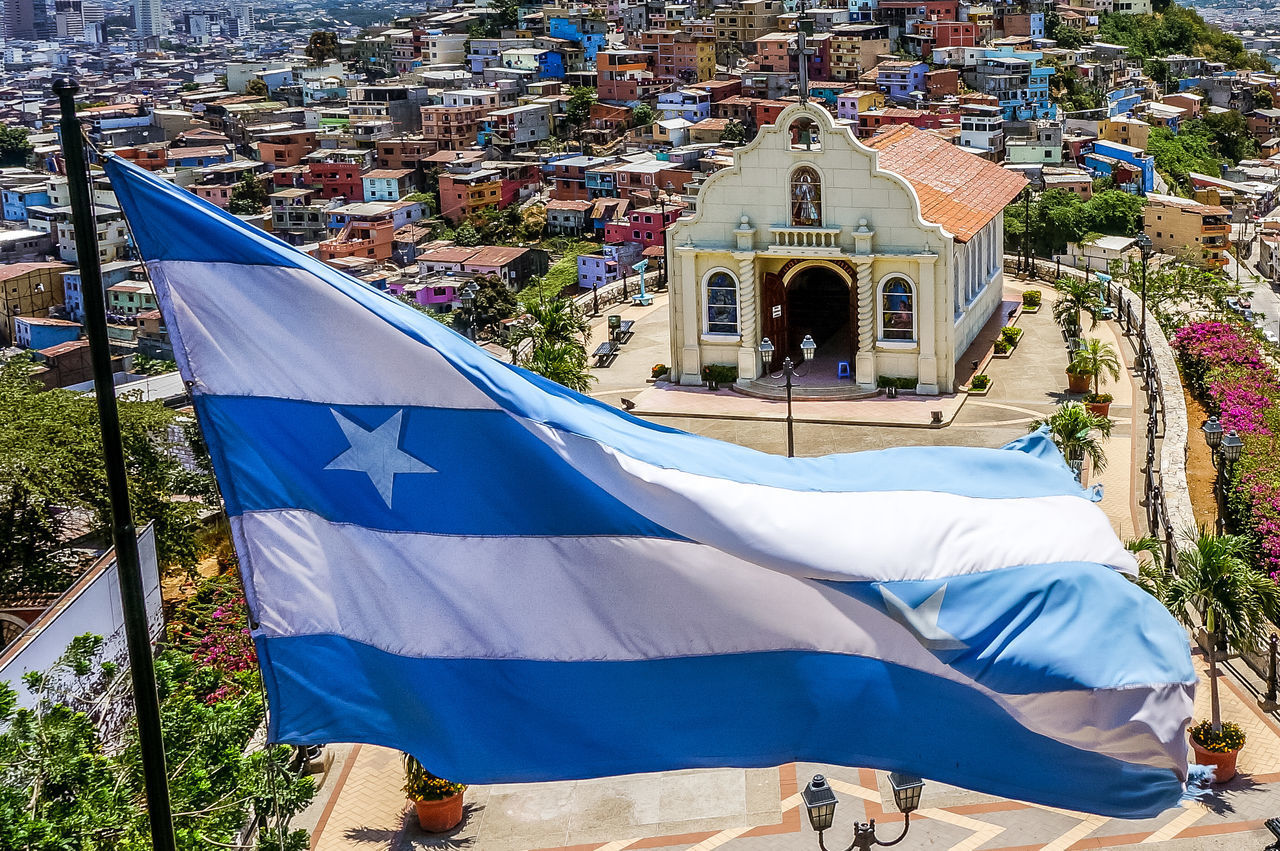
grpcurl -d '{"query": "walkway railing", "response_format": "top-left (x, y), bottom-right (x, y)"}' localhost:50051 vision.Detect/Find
top-left (1004, 256), bottom-right (1196, 569)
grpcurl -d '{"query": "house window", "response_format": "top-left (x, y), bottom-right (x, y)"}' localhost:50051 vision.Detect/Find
top-left (705, 270), bottom-right (738, 334)
top-left (879, 278), bottom-right (915, 342)
top-left (790, 167), bottom-right (822, 227)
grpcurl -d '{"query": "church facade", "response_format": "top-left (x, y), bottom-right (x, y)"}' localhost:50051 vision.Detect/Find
top-left (665, 102), bottom-right (1027, 395)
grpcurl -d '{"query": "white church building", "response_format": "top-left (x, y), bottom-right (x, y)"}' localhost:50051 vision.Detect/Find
top-left (665, 102), bottom-right (1026, 395)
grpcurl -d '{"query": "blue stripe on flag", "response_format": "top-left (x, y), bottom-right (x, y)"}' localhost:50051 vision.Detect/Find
top-left (845, 565), bottom-right (1196, 694)
top-left (201, 393), bottom-right (1093, 535)
top-left (200, 395), bottom-right (683, 537)
top-left (257, 633), bottom-right (1185, 819)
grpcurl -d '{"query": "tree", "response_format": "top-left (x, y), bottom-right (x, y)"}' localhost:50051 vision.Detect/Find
top-left (454, 221), bottom-right (481, 247)
top-left (631, 102), bottom-right (655, 127)
top-left (470, 274), bottom-right (518, 335)
top-left (507, 292), bottom-right (593, 391)
top-left (565, 87), bottom-right (597, 132)
top-left (1046, 13), bottom-right (1088, 49)
top-left (721, 119), bottom-right (747, 145)
top-left (228, 174), bottom-right (270, 215)
top-left (244, 78), bottom-right (269, 97)
top-left (0, 357), bottom-right (211, 579)
top-left (304, 30), bottom-right (339, 63)
top-left (1004, 189), bottom-right (1144, 258)
top-left (0, 124), bottom-right (33, 167)
top-left (1051, 275), bottom-right (1102, 337)
top-left (1068, 336), bottom-right (1122, 397)
top-left (1028, 402), bottom-right (1114, 475)
top-left (1144, 530), bottom-right (1280, 731)
top-left (1259, 89), bottom-right (1275, 109)
top-left (1110, 255), bottom-right (1245, 330)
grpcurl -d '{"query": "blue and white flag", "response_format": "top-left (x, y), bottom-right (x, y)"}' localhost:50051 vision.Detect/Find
top-left (104, 156), bottom-right (1195, 818)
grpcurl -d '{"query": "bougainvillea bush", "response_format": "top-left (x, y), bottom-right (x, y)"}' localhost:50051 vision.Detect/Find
top-left (1173, 321), bottom-right (1280, 573)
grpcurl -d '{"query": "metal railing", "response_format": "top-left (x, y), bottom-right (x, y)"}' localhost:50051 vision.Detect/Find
top-left (1007, 256), bottom-right (1178, 566)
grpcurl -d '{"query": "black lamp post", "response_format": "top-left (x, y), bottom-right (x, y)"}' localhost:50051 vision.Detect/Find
top-left (1202, 415), bottom-right (1244, 534)
top-left (459, 281), bottom-right (478, 341)
top-left (1135, 232), bottom-right (1153, 338)
top-left (758, 333), bottom-right (816, 458)
top-left (802, 773), bottom-right (925, 851)
top-left (652, 180), bottom-right (676, 290)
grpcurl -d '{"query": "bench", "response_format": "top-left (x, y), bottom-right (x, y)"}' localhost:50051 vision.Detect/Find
top-left (613, 319), bottom-right (635, 342)
top-left (593, 340), bottom-right (620, 367)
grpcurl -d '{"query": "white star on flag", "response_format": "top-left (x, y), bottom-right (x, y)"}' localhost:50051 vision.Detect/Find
top-left (324, 409), bottom-right (436, 508)
top-left (880, 584), bottom-right (968, 651)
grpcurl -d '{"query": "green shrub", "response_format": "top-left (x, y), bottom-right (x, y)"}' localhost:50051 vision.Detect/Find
top-left (1022, 290), bottom-right (1042, 308)
top-left (1000, 326), bottom-right (1023, 345)
top-left (701, 364), bottom-right (738, 384)
top-left (969, 374), bottom-right (990, 391)
top-left (876, 375), bottom-right (912, 389)
top-left (994, 339), bottom-right (1011, 355)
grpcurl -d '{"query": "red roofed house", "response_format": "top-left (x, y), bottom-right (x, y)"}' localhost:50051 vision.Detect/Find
top-left (663, 105), bottom-right (1024, 394)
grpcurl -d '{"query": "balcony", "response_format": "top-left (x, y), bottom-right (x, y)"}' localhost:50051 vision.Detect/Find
top-left (1202, 222), bottom-right (1230, 235)
top-left (767, 226), bottom-right (844, 254)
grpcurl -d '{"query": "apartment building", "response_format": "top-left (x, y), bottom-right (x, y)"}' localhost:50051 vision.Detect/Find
top-left (420, 88), bottom-right (503, 152)
top-left (0, 262), bottom-right (70, 344)
top-left (828, 24), bottom-right (890, 81)
top-left (258, 130), bottom-right (318, 169)
top-left (597, 49), bottom-right (664, 103)
top-left (1144, 193), bottom-right (1231, 269)
top-left (638, 29), bottom-right (717, 84)
top-left (270, 187), bottom-right (332, 245)
top-left (714, 0), bottom-right (782, 60)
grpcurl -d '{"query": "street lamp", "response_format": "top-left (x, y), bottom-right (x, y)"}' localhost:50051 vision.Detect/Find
top-left (1202, 415), bottom-right (1244, 534)
top-left (459, 282), bottom-right (479, 341)
top-left (802, 773), bottom-right (925, 851)
top-left (758, 334), bottom-right (816, 458)
top-left (651, 181), bottom-right (677, 290)
top-left (1135, 232), bottom-right (1153, 338)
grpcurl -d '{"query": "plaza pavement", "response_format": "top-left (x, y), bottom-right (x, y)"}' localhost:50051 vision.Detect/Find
top-left (302, 282), bottom-right (1280, 850)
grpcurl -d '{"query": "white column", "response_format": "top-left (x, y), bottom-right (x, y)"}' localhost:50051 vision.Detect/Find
top-left (855, 260), bottom-right (875, 389)
top-left (915, 254), bottom-right (939, 395)
top-left (734, 252), bottom-right (759, 381)
top-left (678, 251), bottom-right (702, 385)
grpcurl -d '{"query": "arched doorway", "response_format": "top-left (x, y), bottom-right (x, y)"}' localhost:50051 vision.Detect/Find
top-left (785, 265), bottom-right (854, 363)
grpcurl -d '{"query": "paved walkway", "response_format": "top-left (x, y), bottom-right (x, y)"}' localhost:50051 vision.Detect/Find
top-left (303, 278), bottom-right (1280, 850)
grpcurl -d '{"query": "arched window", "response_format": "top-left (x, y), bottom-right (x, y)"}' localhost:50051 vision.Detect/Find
top-left (790, 167), bottom-right (822, 227)
top-left (705, 270), bottom-right (739, 335)
top-left (880, 278), bottom-right (915, 342)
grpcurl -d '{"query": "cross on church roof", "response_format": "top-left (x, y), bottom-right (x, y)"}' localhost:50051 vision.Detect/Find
top-left (791, 0), bottom-right (816, 103)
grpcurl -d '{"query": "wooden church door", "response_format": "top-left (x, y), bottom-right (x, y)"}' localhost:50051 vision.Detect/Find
top-left (761, 272), bottom-right (786, 370)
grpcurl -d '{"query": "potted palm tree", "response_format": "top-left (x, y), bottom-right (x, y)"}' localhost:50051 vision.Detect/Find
top-left (1142, 530), bottom-right (1280, 782)
top-left (1052, 276), bottom-right (1100, 342)
top-left (403, 753), bottom-right (467, 832)
top-left (1069, 337), bottom-right (1122, 416)
top-left (1028, 402), bottom-right (1113, 483)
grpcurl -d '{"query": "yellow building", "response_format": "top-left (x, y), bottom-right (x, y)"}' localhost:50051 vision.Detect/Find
top-left (0, 262), bottom-right (71, 345)
top-left (828, 24), bottom-right (891, 82)
top-left (1098, 116), bottom-right (1150, 152)
top-left (1143, 193), bottom-right (1230, 269)
top-left (715, 0), bottom-right (782, 60)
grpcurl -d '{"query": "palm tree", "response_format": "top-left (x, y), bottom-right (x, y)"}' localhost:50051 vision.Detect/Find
top-left (1028, 401), bottom-right (1113, 476)
top-left (1145, 529), bottom-right (1280, 730)
top-left (1069, 337), bottom-right (1122, 397)
top-left (1052, 276), bottom-right (1101, 336)
top-left (508, 292), bottom-right (593, 392)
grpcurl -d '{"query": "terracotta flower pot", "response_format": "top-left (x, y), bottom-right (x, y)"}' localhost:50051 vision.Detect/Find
top-left (414, 792), bottom-right (465, 832)
top-left (1066, 371), bottom-right (1091, 394)
top-left (1085, 401), bottom-right (1111, 418)
top-left (1190, 739), bottom-right (1240, 783)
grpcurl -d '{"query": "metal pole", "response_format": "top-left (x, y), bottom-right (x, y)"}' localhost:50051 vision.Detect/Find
top-left (1267, 634), bottom-right (1278, 706)
top-left (785, 359), bottom-right (795, 458)
top-left (1139, 252), bottom-right (1148, 339)
top-left (53, 78), bottom-right (178, 851)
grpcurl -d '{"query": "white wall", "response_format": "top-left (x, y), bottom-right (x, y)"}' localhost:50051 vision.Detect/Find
top-left (0, 524), bottom-right (162, 709)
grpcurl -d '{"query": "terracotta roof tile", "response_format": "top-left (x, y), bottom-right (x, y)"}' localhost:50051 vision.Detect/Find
top-left (866, 124), bottom-right (1027, 242)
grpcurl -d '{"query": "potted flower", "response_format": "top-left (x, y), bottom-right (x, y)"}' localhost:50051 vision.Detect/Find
top-left (651, 363), bottom-right (668, 380)
top-left (968, 373), bottom-right (991, 394)
top-left (1068, 337), bottom-right (1120, 413)
top-left (1140, 530), bottom-right (1280, 782)
top-left (403, 754), bottom-right (467, 832)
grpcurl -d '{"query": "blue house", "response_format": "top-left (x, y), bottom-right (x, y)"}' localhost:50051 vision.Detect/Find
top-left (1107, 86), bottom-right (1144, 118)
top-left (14, 316), bottom-right (81, 350)
top-left (1084, 140), bottom-right (1155, 194)
top-left (876, 60), bottom-right (928, 104)
top-left (971, 48), bottom-right (1057, 120)
top-left (2, 183), bottom-right (51, 222)
top-left (547, 14), bottom-right (608, 60)
top-left (167, 147), bottom-right (234, 168)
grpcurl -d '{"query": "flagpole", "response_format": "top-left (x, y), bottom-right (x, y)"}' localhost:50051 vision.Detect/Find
top-left (53, 77), bottom-right (179, 851)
